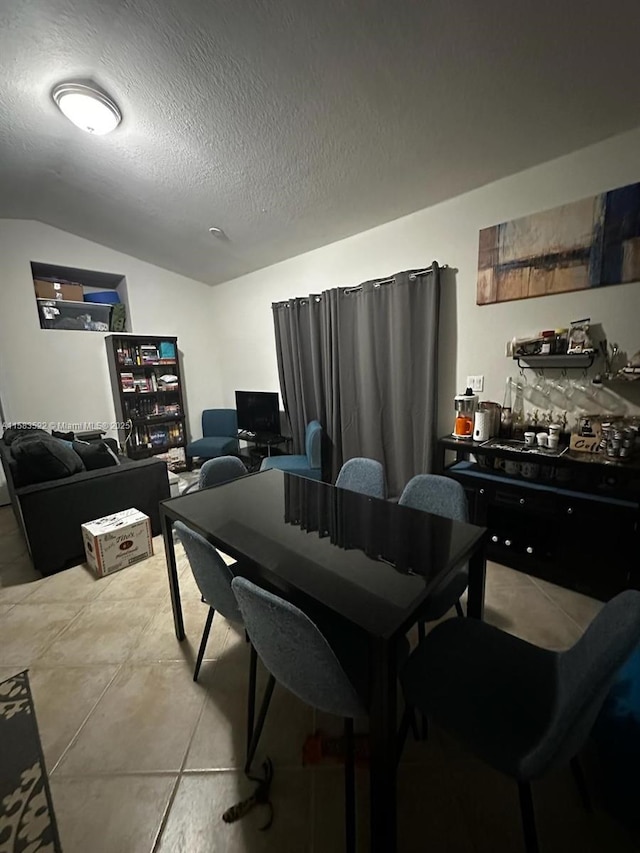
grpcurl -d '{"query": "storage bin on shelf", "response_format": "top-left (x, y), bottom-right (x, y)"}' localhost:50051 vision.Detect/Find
top-left (37, 299), bottom-right (112, 331)
top-left (84, 291), bottom-right (121, 304)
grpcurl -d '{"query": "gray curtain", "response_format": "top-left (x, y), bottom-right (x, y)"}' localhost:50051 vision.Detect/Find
top-left (272, 262), bottom-right (440, 496)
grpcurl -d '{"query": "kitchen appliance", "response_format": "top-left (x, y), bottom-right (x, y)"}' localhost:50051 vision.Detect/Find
top-left (473, 410), bottom-right (491, 442)
top-left (453, 388), bottom-right (478, 439)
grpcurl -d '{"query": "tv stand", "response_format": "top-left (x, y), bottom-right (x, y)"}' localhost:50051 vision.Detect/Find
top-left (237, 430), bottom-right (291, 472)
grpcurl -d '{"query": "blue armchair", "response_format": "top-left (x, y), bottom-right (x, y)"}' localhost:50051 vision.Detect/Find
top-left (260, 419), bottom-right (322, 480)
top-left (186, 409), bottom-right (239, 470)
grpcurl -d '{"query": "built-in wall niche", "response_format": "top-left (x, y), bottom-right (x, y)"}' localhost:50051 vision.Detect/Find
top-left (31, 261), bottom-right (131, 333)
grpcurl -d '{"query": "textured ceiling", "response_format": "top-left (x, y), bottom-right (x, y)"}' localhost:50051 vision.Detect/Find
top-left (1, 0), bottom-right (640, 285)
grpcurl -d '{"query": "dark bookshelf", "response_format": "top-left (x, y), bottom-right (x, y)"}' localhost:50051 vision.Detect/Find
top-left (106, 334), bottom-right (188, 470)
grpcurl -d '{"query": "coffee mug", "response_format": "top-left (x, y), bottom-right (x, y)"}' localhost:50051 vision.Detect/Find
top-left (524, 432), bottom-right (536, 447)
top-left (548, 435), bottom-right (559, 451)
top-left (521, 462), bottom-right (540, 479)
top-left (548, 424), bottom-right (561, 437)
top-left (505, 459), bottom-right (521, 476)
top-left (536, 432), bottom-right (549, 448)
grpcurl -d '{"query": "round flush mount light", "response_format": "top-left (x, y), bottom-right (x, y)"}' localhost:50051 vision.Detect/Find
top-left (208, 227), bottom-right (224, 237)
top-left (52, 82), bottom-right (121, 135)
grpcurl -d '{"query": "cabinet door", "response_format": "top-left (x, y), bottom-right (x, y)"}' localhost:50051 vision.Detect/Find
top-left (556, 495), bottom-right (638, 599)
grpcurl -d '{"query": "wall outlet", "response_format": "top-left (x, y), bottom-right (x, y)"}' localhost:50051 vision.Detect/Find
top-left (466, 375), bottom-right (484, 393)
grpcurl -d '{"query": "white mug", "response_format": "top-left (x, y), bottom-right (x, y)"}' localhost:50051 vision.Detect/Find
top-left (548, 435), bottom-right (559, 451)
top-left (536, 432), bottom-right (549, 448)
top-left (548, 424), bottom-right (562, 437)
top-left (524, 432), bottom-right (536, 447)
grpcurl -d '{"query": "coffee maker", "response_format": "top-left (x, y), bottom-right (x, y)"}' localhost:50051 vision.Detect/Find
top-left (453, 388), bottom-right (478, 439)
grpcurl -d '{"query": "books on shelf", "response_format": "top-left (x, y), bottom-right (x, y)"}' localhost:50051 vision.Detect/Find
top-left (116, 340), bottom-right (177, 366)
top-left (121, 372), bottom-right (135, 392)
top-left (140, 345), bottom-right (161, 364)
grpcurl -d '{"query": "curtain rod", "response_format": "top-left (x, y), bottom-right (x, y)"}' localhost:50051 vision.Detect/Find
top-left (272, 263), bottom-right (446, 307)
top-left (344, 263), bottom-right (446, 293)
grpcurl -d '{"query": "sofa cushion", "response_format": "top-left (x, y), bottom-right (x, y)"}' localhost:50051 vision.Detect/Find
top-left (71, 440), bottom-right (120, 471)
top-left (11, 435), bottom-right (85, 485)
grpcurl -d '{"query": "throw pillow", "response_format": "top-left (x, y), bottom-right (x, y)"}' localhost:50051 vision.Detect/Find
top-left (71, 440), bottom-right (120, 471)
top-left (11, 434), bottom-right (85, 485)
top-left (51, 430), bottom-right (75, 442)
top-left (2, 426), bottom-right (50, 446)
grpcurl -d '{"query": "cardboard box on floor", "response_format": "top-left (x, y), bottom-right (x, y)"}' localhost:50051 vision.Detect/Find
top-left (81, 508), bottom-right (153, 577)
top-left (33, 279), bottom-right (84, 302)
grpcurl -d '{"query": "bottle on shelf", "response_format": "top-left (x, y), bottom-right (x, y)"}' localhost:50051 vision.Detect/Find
top-left (511, 379), bottom-right (525, 440)
top-left (500, 377), bottom-right (513, 439)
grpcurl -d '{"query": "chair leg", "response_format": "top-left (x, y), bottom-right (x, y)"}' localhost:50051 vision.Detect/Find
top-left (570, 755), bottom-right (594, 813)
top-left (245, 673), bottom-right (276, 772)
top-left (247, 644), bottom-right (258, 756)
top-left (414, 622), bottom-right (429, 740)
top-left (518, 781), bottom-right (540, 853)
top-left (344, 718), bottom-right (356, 853)
top-left (455, 599), bottom-right (465, 618)
top-left (409, 709), bottom-right (420, 741)
top-left (193, 608), bottom-right (215, 682)
top-left (396, 706), bottom-right (420, 765)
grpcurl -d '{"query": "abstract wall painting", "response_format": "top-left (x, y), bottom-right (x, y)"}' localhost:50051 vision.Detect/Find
top-left (477, 181), bottom-right (640, 305)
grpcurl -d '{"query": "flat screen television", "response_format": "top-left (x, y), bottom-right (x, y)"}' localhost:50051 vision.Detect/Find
top-left (235, 390), bottom-right (280, 435)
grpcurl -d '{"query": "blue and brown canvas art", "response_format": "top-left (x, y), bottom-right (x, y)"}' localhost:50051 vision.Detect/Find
top-left (477, 181), bottom-right (640, 304)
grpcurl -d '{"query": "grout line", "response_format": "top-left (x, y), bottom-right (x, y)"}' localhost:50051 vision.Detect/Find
top-left (49, 661), bottom-right (125, 775)
top-left (528, 575), bottom-right (585, 635)
top-left (49, 769), bottom-right (180, 779)
top-left (25, 602), bottom-right (91, 663)
top-left (150, 653), bottom-right (223, 853)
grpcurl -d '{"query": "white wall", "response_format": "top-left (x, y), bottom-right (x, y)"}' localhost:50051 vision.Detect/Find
top-left (207, 127), bottom-right (640, 435)
top-left (0, 220), bottom-right (220, 442)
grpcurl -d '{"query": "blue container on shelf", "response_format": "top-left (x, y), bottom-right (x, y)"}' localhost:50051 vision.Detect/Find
top-left (84, 291), bottom-right (120, 304)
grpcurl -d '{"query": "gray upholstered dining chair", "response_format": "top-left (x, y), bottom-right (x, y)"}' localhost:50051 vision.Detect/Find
top-left (400, 590), bottom-right (640, 853)
top-left (182, 454), bottom-right (246, 495)
top-left (335, 457), bottom-right (386, 500)
top-left (231, 576), bottom-right (409, 853)
top-left (398, 474), bottom-right (468, 630)
top-left (174, 522), bottom-right (259, 757)
top-left (174, 521), bottom-right (243, 675)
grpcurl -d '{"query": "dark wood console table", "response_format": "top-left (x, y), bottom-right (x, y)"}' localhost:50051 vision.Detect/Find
top-left (436, 436), bottom-right (640, 600)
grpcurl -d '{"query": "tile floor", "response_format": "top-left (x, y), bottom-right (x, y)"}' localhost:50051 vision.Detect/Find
top-left (0, 504), bottom-right (636, 853)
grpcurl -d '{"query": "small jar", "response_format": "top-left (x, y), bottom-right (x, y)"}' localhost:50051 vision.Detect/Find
top-left (540, 330), bottom-right (555, 355)
top-left (554, 328), bottom-right (568, 355)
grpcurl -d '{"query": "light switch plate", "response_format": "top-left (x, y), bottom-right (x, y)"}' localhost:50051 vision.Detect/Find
top-left (466, 375), bottom-right (484, 393)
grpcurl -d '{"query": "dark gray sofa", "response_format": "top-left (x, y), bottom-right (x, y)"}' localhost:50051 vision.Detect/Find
top-left (0, 438), bottom-right (170, 576)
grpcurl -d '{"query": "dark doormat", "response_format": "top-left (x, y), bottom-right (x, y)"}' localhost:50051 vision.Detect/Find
top-left (0, 670), bottom-right (63, 852)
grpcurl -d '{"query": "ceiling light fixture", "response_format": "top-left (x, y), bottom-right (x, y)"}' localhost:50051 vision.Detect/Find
top-left (52, 82), bottom-right (121, 135)
top-left (208, 227), bottom-right (225, 237)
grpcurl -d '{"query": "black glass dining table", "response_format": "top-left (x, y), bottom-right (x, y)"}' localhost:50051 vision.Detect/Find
top-left (160, 468), bottom-right (487, 853)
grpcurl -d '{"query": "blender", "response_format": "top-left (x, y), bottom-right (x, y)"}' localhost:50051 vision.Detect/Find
top-left (453, 388), bottom-right (478, 439)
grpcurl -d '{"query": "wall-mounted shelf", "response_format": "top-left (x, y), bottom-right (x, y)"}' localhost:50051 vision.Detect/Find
top-left (32, 261), bottom-right (129, 332)
top-left (512, 353), bottom-right (595, 370)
